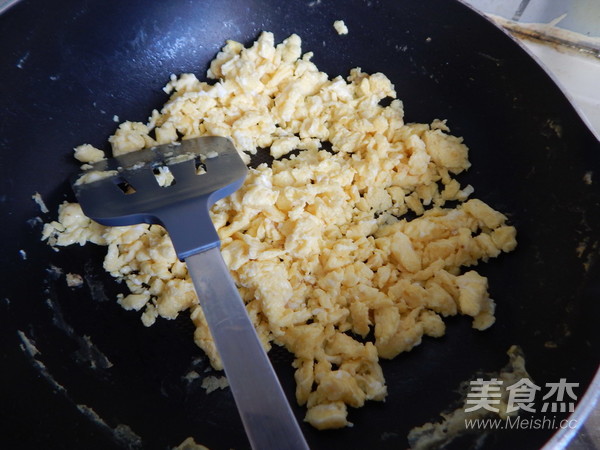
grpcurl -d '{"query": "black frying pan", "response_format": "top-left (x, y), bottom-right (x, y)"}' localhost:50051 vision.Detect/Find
top-left (1, 0), bottom-right (598, 449)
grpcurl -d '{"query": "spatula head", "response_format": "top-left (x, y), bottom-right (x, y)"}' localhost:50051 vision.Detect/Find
top-left (72, 136), bottom-right (248, 259)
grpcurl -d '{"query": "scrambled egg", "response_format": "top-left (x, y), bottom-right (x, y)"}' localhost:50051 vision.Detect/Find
top-left (43, 32), bottom-right (517, 430)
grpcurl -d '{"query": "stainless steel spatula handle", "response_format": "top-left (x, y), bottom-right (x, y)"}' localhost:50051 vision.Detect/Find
top-left (186, 248), bottom-right (309, 450)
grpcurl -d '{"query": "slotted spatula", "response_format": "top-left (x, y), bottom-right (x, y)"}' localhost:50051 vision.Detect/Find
top-left (72, 136), bottom-right (308, 450)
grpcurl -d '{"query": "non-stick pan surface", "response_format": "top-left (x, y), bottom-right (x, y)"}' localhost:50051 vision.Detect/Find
top-left (1, 0), bottom-right (599, 449)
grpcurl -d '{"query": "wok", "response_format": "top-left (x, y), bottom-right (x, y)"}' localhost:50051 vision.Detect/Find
top-left (0, 0), bottom-right (598, 448)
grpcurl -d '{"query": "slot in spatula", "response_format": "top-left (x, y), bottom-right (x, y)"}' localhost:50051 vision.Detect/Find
top-left (71, 136), bottom-right (308, 450)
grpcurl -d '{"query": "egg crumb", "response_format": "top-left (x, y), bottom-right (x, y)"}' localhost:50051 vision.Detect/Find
top-left (333, 20), bottom-right (348, 35)
top-left (173, 437), bottom-right (210, 450)
top-left (201, 375), bottom-right (229, 394)
top-left (66, 272), bottom-right (84, 288)
top-left (42, 32), bottom-right (517, 430)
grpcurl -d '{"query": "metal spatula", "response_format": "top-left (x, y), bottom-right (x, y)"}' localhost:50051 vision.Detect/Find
top-left (72, 136), bottom-right (308, 450)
